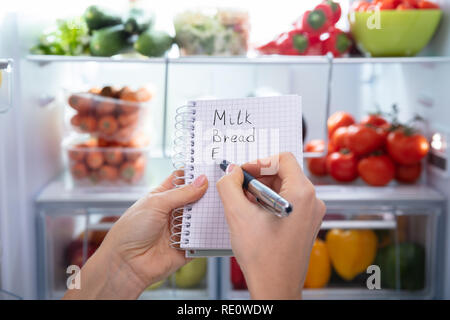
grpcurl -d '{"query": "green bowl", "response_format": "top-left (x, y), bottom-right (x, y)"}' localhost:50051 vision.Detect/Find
top-left (349, 10), bottom-right (442, 57)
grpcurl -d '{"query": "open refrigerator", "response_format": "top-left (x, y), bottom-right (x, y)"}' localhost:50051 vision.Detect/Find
top-left (0, 0), bottom-right (449, 300)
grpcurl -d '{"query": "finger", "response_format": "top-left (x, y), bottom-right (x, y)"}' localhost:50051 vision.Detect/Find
top-left (149, 174), bottom-right (208, 212)
top-left (244, 190), bottom-right (258, 204)
top-left (151, 170), bottom-right (184, 193)
top-left (243, 153), bottom-right (303, 182)
top-left (216, 165), bottom-right (258, 218)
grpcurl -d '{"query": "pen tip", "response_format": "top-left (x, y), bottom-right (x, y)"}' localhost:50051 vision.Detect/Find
top-left (219, 160), bottom-right (230, 172)
top-left (286, 204), bottom-right (293, 214)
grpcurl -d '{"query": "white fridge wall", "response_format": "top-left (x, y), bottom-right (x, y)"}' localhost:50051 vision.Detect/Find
top-left (0, 11), bottom-right (70, 298)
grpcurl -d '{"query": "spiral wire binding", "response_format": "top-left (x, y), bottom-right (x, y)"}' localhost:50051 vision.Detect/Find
top-left (170, 103), bottom-right (196, 249)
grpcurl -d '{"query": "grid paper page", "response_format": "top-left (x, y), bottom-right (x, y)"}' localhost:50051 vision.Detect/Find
top-left (180, 95), bottom-right (303, 250)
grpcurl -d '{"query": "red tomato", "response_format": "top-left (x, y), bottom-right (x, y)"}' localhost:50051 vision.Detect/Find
top-left (346, 124), bottom-right (384, 156)
top-left (331, 126), bottom-right (349, 150)
top-left (366, 4), bottom-right (380, 11)
top-left (323, 28), bottom-right (352, 57)
top-left (360, 114), bottom-right (389, 127)
top-left (305, 139), bottom-right (324, 152)
top-left (326, 150), bottom-right (358, 182)
top-left (402, 0), bottom-right (419, 8)
top-left (327, 111), bottom-right (355, 138)
top-left (305, 140), bottom-right (328, 176)
top-left (417, 0), bottom-right (440, 9)
top-left (328, 141), bottom-right (338, 154)
top-left (378, 0), bottom-right (397, 10)
top-left (397, 2), bottom-right (414, 9)
top-left (320, 0), bottom-right (341, 24)
top-left (376, 126), bottom-right (389, 146)
top-left (352, 1), bottom-right (370, 11)
top-left (357, 155), bottom-right (395, 186)
top-left (387, 128), bottom-right (429, 165)
top-left (396, 162), bottom-right (422, 183)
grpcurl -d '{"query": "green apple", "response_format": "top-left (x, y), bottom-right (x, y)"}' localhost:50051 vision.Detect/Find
top-left (174, 258), bottom-right (207, 289)
top-left (146, 279), bottom-right (166, 290)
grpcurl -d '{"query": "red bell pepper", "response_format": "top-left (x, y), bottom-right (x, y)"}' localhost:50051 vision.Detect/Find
top-left (278, 29), bottom-right (321, 55)
top-left (302, 7), bottom-right (332, 36)
top-left (230, 257), bottom-right (247, 290)
top-left (320, 0), bottom-right (342, 24)
top-left (323, 28), bottom-right (352, 57)
top-left (256, 39), bottom-right (280, 54)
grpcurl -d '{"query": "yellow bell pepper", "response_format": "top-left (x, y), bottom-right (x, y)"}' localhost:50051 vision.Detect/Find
top-left (304, 239), bottom-right (331, 289)
top-left (325, 229), bottom-right (378, 281)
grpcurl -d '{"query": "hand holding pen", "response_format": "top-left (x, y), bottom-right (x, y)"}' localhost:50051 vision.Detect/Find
top-left (216, 152), bottom-right (326, 299)
top-left (219, 159), bottom-right (292, 217)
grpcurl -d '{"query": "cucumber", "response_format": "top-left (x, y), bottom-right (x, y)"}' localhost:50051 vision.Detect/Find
top-left (123, 8), bottom-right (154, 35)
top-left (134, 29), bottom-right (173, 57)
top-left (89, 25), bottom-right (129, 57)
top-left (84, 5), bottom-right (122, 32)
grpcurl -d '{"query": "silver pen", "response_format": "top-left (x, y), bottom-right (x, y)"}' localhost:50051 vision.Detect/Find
top-left (219, 160), bottom-right (292, 218)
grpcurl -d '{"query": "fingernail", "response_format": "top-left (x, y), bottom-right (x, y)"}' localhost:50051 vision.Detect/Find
top-left (193, 174), bottom-right (207, 188)
top-left (226, 164), bottom-right (236, 175)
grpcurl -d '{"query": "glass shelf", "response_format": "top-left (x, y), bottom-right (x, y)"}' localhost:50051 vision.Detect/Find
top-left (27, 54), bottom-right (450, 66)
top-left (26, 54), bottom-right (165, 66)
top-left (36, 172), bottom-right (445, 206)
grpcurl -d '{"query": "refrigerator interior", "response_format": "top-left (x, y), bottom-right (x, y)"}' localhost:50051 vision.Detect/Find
top-left (222, 196), bottom-right (443, 299)
top-left (36, 206), bottom-right (218, 299)
top-left (0, 0), bottom-right (449, 299)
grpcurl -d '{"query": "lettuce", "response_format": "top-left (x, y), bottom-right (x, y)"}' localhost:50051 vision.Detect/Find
top-left (30, 17), bottom-right (90, 56)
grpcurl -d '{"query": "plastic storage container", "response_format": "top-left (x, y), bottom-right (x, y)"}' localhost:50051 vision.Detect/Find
top-left (37, 207), bottom-right (217, 299)
top-left (63, 137), bottom-right (151, 190)
top-left (66, 87), bottom-right (151, 143)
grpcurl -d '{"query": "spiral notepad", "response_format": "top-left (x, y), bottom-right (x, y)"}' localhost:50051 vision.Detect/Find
top-left (171, 95), bottom-right (303, 256)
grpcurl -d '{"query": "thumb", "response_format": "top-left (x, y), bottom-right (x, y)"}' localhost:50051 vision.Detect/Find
top-left (216, 164), bottom-right (256, 217)
top-left (156, 174), bottom-right (208, 212)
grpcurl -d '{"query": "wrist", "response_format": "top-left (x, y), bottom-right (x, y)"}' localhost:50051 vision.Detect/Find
top-left (243, 265), bottom-right (303, 300)
top-left (63, 244), bottom-right (146, 300)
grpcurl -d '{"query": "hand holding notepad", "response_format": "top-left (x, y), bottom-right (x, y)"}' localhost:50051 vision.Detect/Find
top-left (171, 95), bottom-right (304, 255)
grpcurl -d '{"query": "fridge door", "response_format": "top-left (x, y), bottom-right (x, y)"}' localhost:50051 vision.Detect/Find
top-left (0, 11), bottom-right (64, 299)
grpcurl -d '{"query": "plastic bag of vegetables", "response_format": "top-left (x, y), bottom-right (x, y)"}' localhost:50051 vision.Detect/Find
top-left (174, 9), bottom-right (249, 56)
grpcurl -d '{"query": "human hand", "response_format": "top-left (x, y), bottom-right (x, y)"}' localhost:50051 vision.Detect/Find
top-left (216, 152), bottom-right (325, 299)
top-left (63, 171), bottom-right (208, 300)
